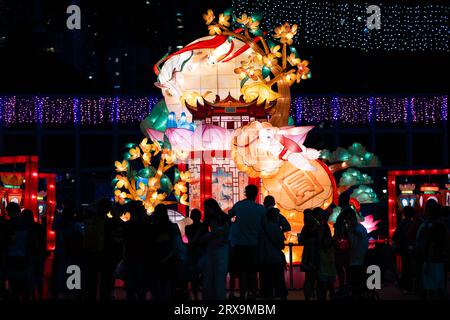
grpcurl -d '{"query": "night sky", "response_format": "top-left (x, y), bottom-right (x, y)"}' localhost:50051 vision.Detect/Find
top-left (0, 0), bottom-right (447, 94)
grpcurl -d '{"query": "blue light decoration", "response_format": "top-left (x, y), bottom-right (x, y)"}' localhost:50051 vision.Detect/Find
top-left (166, 112), bottom-right (178, 128)
top-left (162, 112), bottom-right (196, 131)
top-left (177, 112), bottom-right (196, 131)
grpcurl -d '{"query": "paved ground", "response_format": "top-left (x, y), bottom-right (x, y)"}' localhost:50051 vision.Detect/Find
top-left (109, 282), bottom-right (442, 300)
top-left (41, 257), bottom-right (448, 300)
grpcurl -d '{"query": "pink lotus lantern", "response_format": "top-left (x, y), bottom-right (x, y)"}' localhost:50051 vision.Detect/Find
top-left (165, 128), bottom-right (194, 151)
top-left (145, 128), bottom-right (165, 142)
top-left (190, 123), bottom-right (232, 151)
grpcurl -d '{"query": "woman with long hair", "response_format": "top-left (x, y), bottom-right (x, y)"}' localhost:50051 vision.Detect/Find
top-left (201, 198), bottom-right (230, 300)
top-left (185, 209), bottom-right (207, 300)
top-left (149, 203), bottom-right (183, 300)
top-left (298, 208), bottom-right (321, 300)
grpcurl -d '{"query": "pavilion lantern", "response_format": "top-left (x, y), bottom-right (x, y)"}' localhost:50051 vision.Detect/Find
top-left (37, 190), bottom-right (47, 223)
top-left (440, 184), bottom-right (450, 207)
top-left (419, 183), bottom-right (440, 208)
top-left (0, 173), bottom-right (25, 207)
top-left (398, 183), bottom-right (417, 208)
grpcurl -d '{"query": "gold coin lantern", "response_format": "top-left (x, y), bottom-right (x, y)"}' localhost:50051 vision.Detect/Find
top-left (261, 160), bottom-right (335, 212)
top-left (261, 160), bottom-right (337, 263)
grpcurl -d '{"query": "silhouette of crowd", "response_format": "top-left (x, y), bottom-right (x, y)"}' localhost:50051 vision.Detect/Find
top-left (0, 203), bottom-right (46, 300)
top-left (392, 199), bottom-right (450, 299)
top-left (0, 184), bottom-right (449, 301)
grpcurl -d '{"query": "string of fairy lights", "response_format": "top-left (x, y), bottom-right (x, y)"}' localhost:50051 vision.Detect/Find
top-left (0, 95), bottom-right (446, 126)
top-left (0, 96), bottom-right (159, 126)
top-left (232, 0), bottom-right (449, 52)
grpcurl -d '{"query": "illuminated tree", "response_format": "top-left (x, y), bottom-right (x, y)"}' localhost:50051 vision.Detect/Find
top-left (112, 137), bottom-right (190, 214)
top-left (202, 8), bottom-right (311, 127)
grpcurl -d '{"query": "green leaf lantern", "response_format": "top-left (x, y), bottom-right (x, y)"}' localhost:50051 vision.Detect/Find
top-left (320, 149), bottom-right (332, 161)
top-left (123, 152), bottom-right (132, 161)
top-left (160, 174), bottom-right (173, 194)
top-left (288, 116), bottom-right (295, 126)
top-left (163, 135), bottom-right (172, 150)
top-left (349, 142), bottom-right (366, 156)
top-left (289, 46), bottom-right (299, 57)
top-left (348, 154), bottom-right (362, 167)
top-left (139, 100), bottom-right (169, 136)
top-left (240, 76), bottom-right (250, 88)
top-left (334, 147), bottom-right (350, 162)
top-left (223, 7), bottom-right (233, 16)
top-left (251, 11), bottom-right (263, 23)
top-left (351, 185), bottom-right (378, 204)
top-left (262, 66), bottom-right (271, 79)
top-left (250, 29), bottom-right (263, 36)
top-left (173, 168), bottom-right (181, 184)
top-left (138, 167), bottom-right (156, 179)
top-left (266, 39), bottom-right (276, 49)
top-left (125, 142), bottom-right (137, 149)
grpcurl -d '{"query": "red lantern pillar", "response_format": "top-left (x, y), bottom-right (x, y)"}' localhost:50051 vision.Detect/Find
top-left (46, 175), bottom-right (56, 250)
top-left (387, 173), bottom-right (397, 243)
top-left (177, 162), bottom-right (187, 216)
top-left (248, 177), bottom-right (261, 203)
top-left (23, 156), bottom-right (39, 219)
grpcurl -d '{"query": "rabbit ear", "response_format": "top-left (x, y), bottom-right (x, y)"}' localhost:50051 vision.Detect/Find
top-left (278, 126), bottom-right (315, 146)
top-left (154, 82), bottom-right (167, 89)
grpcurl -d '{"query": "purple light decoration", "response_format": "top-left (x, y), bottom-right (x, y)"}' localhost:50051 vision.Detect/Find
top-left (0, 96), bottom-right (4, 125)
top-left (331, 97), bottom-right (339, 122)
top-left (0, 95), bottom-right (447, 127)
top-left (411, 97), bottom-right (446, 125)
top-left (404, 98), bottom-right (410, 123)
top-left (113, 97), bottom-right (120, 124)
top-left (42, 97), bottom-right (74, 125)
top-left (3, 96), bottom-right (16, 126)
top-left (148, 97), bottom-right (155, 115)
top-left (16, 97), bottom-right (35, 125)
top-left (34, 96), bottom-right (43, 125)
top-left (117, 97), bottom-right (153, 124)
top-left (98, 97), bottom-right (106, 124)
top-left (374, 97), bottom-right (407, 124)
top-left (301, 97), bottom-right (332, 124)
top-left (442, 96), bottom-right (448, 121)
top-left (73, 98), bottom-right (80, 124)
top-left (339, 97), bottom-right (371, 125)
top-left (295, 96), bottom-right (302, 125)
top-left (368, 97), bottom-right (375, 124)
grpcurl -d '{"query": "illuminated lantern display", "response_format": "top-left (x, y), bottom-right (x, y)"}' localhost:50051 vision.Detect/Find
top-left (442, 184), bottom-right (450, 207)
top-left (0, 173), bottom-right (24, 208)
top-left (0, 156), bottom-right (57, 251)
top-left (387, 169), bottom-right (450, 242)
top-left (398, 184), bottom-right (417, 208)
top-left (37, 190), bottom-right (47, 222)
top-left (419, 183), bottom-right (440, 208)
top-left (112, 8), bottom-right (382, 262)
top-left (112, 138), bottom-right (190, 215)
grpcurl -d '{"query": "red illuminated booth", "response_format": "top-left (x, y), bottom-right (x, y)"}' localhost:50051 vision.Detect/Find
top-left (0, 155), bottom-right (56, 251)
top-left (388, 168), bottom-right (450, 241)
